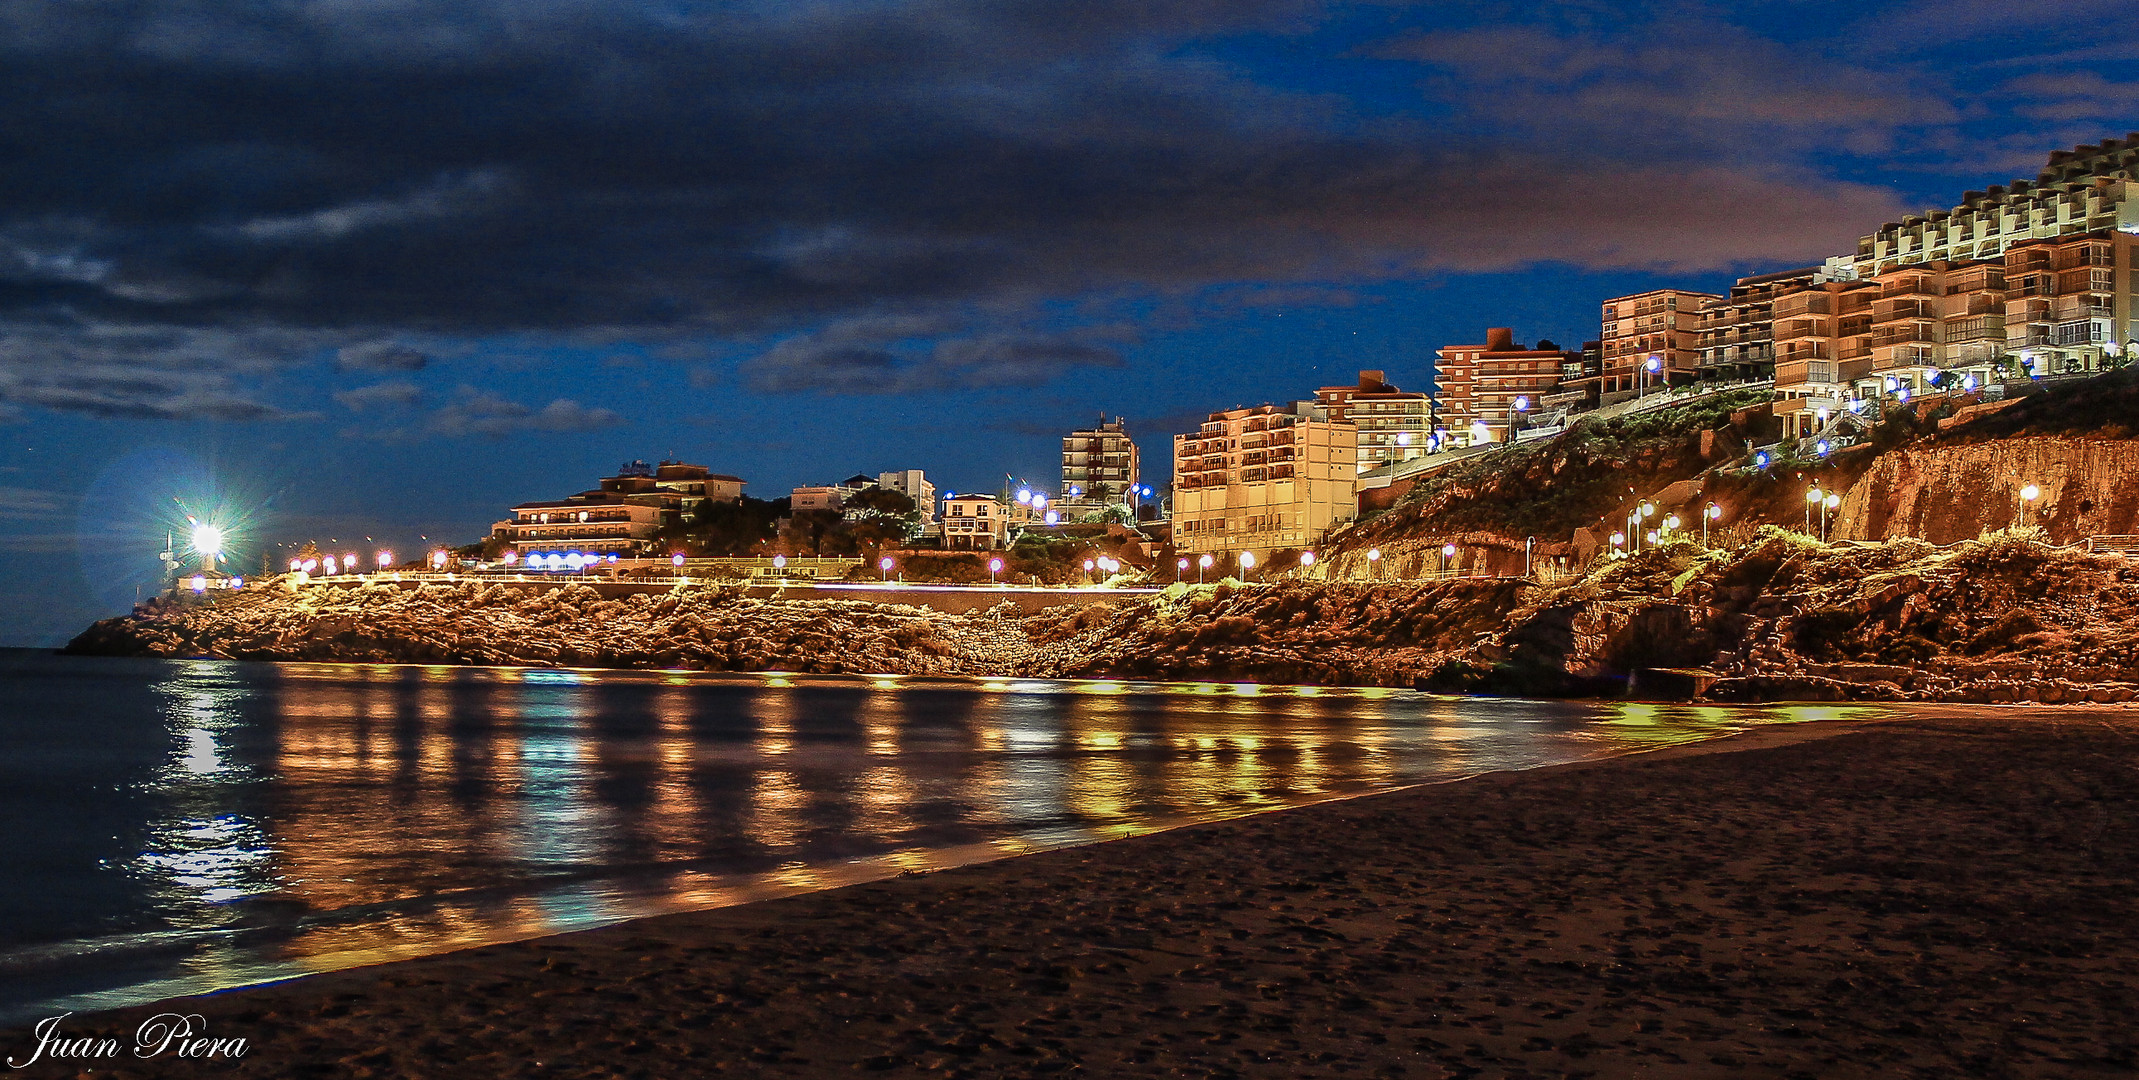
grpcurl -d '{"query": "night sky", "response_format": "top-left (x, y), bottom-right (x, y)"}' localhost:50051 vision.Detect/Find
top-left (2, 0), bottom-right (2130, 644)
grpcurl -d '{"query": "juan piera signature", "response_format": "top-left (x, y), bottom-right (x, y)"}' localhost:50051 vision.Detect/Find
top-left (8, 1013), bottom-right (248, 1068)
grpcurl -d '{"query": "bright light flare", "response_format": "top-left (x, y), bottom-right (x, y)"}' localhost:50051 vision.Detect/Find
top-left (190, 523), bottom-right (223, 557)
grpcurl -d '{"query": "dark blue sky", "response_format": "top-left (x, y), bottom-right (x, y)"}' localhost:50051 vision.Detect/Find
top-left (4, 0), bottom-right (2135, 644)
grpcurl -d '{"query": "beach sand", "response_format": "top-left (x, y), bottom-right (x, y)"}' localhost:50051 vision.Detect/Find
top-left (16, 711), bottom-right (2139, 1078)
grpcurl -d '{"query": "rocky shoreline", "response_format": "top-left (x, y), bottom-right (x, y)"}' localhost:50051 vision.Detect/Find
top-left (65, 529), bottom-right (2139, 703)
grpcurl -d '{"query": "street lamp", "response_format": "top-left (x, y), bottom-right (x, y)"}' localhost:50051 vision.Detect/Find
top-left (1197, 553), bottom-right (1214, 584)
top-left (989, 557), bottom-right (1004, 584)
top-left (1703, 503), bottom-right (1720, 546)
top-left (1822, 492), bottom-right (1841, 541)
top-left (1238, 551), bottom-right (1256, 581)
top-left (1440, 542), bottom-right (1456, 576)
top-left (1083, 558), bottom-right (1095, 585)
top-left (1299, 551), bottom-right (1315, 574)
top-left (1366, 547), bottom-right (1381, 581)
top-left (1510, 395), bottom-right (1530, 440)
top-left (1642, 354), bottom-right (1662, 398)
top-left (1176, 557), bottom-right (1189, 582)
top-left (1610, 531), bottom-right (1625, 558)
top-left (2018, 483), bottom-right (2042, 527)
top-left (879, 555), bottom-right (895, 581)
top-left (1805, 487), bottom-right (1823, 534)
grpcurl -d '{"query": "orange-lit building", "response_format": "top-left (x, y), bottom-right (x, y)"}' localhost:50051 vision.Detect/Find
top-left (1598, 288), bottom-right (1720, 396)
top-left (1434, 328), bottom-right (1579, 446)
top-left (1315, 370), bottom-right (1435, 472)
top-left (1172, 402), bottom-right (1357, 555)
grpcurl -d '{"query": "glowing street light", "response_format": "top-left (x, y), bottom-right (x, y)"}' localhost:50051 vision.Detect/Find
top-left (1299, 551), bottom-right (1315, 571)
top-left (1366, 547), bottom-right (1381, 581)
top-left (1197, 552), bottom-right (1213, 584)
top-left (773, 554), bottom-right (787, 571)
top-left (1703, 503), bottom-right (1721, 546)
top-left (989, 556), bottom-right (1004, 584)
top-left (672, 552), bottom-right (686, 569)
top-left (1439, 542), bottom-right (1456, 576)
top-left (2018, 482), bottom-right (2042, 527)
top-left (1176, 557), bottom-right (1189, 582)
top-left (377, 550), bottom-right (394, 569)
top-left (1806, 487), bottom-right (1823, 534)
top-left (1083, 558), bottom-right (1096, 585)
top-left (879, 555), bottom-right (895, 581)
top-left (1822, 492), bottom-right (1841, 540)
top-left (1610, 531), bottom-right (1626, 557)
top-left (1238, 551), bottom-right (1256, 581)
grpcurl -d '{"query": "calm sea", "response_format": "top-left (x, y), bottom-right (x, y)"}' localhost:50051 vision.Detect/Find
top-left (0, 648), bottom-right (1860, 1024)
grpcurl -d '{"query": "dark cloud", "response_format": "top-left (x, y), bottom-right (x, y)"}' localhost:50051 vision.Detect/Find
top-left (333, 380), bottom-right (423, 411)
top-left (741, 322), bottom-right (1123, 394)
top-left (421, 390), bottom-right (624, 437)
top-left (19, 0), bottom-right (2115, 418)
top-left (334, 341), bottom-right (430, 372)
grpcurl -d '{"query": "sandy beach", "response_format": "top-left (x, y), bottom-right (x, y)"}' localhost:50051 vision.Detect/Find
top-left (13, 711), bottom-right (2139, 1079)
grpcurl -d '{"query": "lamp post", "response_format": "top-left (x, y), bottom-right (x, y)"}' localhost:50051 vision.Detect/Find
top-left (1704, 503), bottom-right (1721, 546)
top-left (989, 556), bottom-right (1004, 584)
top-left (879, 555), bottom-right (894, 582)
top-left (1822, 492), bottom-right (1840, 541)
top-left (1440, 542), bottom-right (1456, 576)
top-left (1610, 531), bottom-right (1625, 559)
top-left (2018, 483), bottom-right (2042, 528)
top-left (1197, 553), bottom-right (1213, 584)
top-left (1366, 547), bottom-right (1381, 581)
top-left (1238, 550), bottom-right (1256, 581)
top-left (1176, 557), bottom-right (1189, 583)
top-left (1299, 551), bottom-right (1315, 577)
top-left (1642, 354), bottom-right (1662, 399)
top-left (1805, 487), bottom-right (1823, 534)
top-left (1510, 395), bottom-right (1530, 441)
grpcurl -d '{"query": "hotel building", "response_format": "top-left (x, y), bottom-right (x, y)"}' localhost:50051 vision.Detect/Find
top-left (494, 497), bottom-right (662, 558)
top-left (876, 469), bottom-right (937, 527)
top-left (1434, 329), bottom-right (1580, 445)
top-left (1172, 401), bottom-right (1357, 555)
top-left (1315, 370), bottom-right (1435, 472)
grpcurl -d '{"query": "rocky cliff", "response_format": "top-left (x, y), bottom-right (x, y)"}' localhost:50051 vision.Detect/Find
top-left (1835, 436), bottom-right (2139, 544)
top-left (66, 531), bottom-right (2139, 704)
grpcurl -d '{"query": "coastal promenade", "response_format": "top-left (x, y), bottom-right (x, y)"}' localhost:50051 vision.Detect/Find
top-left (291, 573), bottom-right (1161, 614)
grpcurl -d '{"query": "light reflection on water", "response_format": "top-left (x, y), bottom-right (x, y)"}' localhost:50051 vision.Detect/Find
top-left (0, 653), bottom-right (1868, 1024)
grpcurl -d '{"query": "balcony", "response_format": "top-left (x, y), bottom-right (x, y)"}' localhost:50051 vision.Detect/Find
top-left (1880, 277), bottom-right (1936, 298)
top-left (1874, 299), bottom-right (1936, 322)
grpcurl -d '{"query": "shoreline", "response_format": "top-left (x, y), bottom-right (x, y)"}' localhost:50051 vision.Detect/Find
top-left (21, 710), bottom-right (2137, 1077)
top-left (3, 705), bottom-right (1843, 1029)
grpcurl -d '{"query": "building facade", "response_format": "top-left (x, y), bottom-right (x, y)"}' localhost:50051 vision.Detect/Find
top-left (1315, 371), bottom-right (1435, 472)
top-left (876, 469), bottom-right (937, 526)
top-left (1599, 288), bottom-right (1720, 395)
top-left (494, 496), bottom-right (662, 558)
top-left (1434, 329), bottom-right (1579, 445)
top-left (940, 494), bottom-right (1031, 550)
top-left (1060, 419), bottom-right (1140, 504)
top-left (1171, 401), bottom-right (1357, 556)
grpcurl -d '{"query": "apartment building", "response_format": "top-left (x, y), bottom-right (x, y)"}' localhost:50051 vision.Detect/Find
top-left (940, 493), bottom-right (1031, 551)
top-left (1060, 419), bottom-right (1140, 504)
top-left (1857, 135), bottom-right (2139, 274)
top-left (1694, 266), bottom-right (1841, 383)
top-left (1598, 288), bottom-right (1720, 395)
top-left (1172, 401), bottom-right (1357, 556)
top-left (591, 460), bottom-right (745, 528)
top-left (1434, 329), bottom-right (1578, 445)
top-left (876, 469), bottom-right (937, 526)
top-left (1314, 370), bottom-right (1435, 472)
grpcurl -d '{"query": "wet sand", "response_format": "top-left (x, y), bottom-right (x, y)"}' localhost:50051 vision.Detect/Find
top-left (16, 711), bottom-right (2139, 1079)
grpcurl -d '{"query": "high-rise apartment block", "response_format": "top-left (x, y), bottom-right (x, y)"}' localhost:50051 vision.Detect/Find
top-left (1060, 418), bottom-right (1140, 504)
top-left (1434, 329), bottom-right (1580, 445)
top-left (1598, 289), bottom-right (1720, 395)
top-left (1768, 135), bottom-right (2139, 437)
top-left (1315, 370), bottom-right (1435, 472)
top-left (1172, 402), bottom-right (1357, 555)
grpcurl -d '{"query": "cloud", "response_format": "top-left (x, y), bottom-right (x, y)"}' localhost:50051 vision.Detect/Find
top-left (742, 321), bottom-right (1124, 394)
top-left (420, 389), bottom-right (624, 437)
top-left (334, 341), bottom-right (430, 372)
top-left (0, 0), bottom-right (1937, 412)
top-left (333, 380), bottom-right (423, 410)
